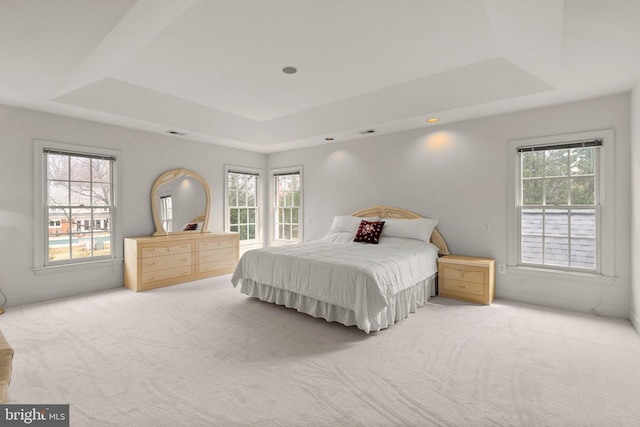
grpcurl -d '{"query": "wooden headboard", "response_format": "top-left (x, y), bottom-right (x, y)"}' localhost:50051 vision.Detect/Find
top-left (351, 205), bottom-right (450, 256)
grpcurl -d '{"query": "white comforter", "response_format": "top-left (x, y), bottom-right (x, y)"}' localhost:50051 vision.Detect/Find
top-left (231, 232), bottom-right (439, 328)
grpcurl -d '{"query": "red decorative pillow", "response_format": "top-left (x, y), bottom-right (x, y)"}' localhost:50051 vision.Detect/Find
top-left (354, 220), bottom-right (385, 244)
top-left (183, 223), bottom-right (198, 231)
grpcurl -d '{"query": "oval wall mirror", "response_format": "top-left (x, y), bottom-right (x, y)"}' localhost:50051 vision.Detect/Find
top-left (151, 168), bottom-right (211, 236)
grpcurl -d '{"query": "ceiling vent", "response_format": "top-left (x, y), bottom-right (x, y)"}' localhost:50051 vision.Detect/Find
top-left (359, 129), bottom-right (377, 135)
top-left (166, 130), bottom-right (187, 136)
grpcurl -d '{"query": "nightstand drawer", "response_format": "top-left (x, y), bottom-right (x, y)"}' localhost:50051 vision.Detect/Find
top-left (441, 265), bottom-right (486, 285)
top-left (441, 279), bottom-right (485, 297)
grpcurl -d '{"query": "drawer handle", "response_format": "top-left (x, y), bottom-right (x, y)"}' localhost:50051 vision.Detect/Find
top-left (203, 254), bottom-right (210, 259)
top-left (457, 284), bottom-right (468, 289)
top-left (149, 276), bottom-right (155, 281)
top-left (180, 271), bottom-right (189, 276)
top-left (180, 244), bottom-right (188, 249)
top-left (203, 267), bottom-right (210, 272)
top-left (180, 257), bottom-right (188, 262)
top-left (147, 262), bottom-right (156, 267)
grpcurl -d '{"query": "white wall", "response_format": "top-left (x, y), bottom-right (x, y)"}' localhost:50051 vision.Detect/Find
top-left (0, 104), bottom-right (265, 307)
top-left (268, 93), bottom-right (632, 319)
top-left (631, 85), bottom-right (640, 331)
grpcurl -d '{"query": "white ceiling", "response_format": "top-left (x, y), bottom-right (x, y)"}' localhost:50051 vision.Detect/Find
top-left (1, 0), bottom-right (640, 153)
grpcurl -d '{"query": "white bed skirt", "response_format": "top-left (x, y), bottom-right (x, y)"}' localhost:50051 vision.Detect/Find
top-left (239, 274), bottom-right (436, 333)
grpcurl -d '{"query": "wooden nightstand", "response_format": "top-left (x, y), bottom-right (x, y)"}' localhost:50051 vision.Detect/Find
top-left (437, 255), bottom-right (495, 305)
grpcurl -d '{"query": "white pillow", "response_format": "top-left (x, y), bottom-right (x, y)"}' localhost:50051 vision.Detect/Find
top-left (380, 218), bottom-right (439, 242)
top-left (328, 215), bottom-right (380, 234)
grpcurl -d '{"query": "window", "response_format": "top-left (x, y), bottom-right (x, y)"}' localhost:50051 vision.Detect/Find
top-left (159, 195), bottom-right (173, 232)
top-left (509, 130), bottom-right (614, 276)
top-left (225, 167), bottom-right (260, 242)
top-left (273, 168), bottom-right (302, 243)
top-left (34, 140), bottom-right (120, 271)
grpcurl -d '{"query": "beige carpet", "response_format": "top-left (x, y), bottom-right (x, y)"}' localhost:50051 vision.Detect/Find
top-left (1, 275), bottom-right (639, 426)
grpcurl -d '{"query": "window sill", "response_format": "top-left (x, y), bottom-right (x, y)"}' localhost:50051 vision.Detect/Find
top-left (33, 258), bottom-right (124, 276)
top-left (507, 265), bottom-right (615, 287)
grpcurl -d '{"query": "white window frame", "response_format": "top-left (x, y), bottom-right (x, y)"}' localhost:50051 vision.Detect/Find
top-left (507, 130), bottom-right (615, 281)
top-left (33, 140), bottom-right (122, 274)
top-left (272, 166), bottom-right (303, 244)
top-left (224, 165), bottom-right (262, 245)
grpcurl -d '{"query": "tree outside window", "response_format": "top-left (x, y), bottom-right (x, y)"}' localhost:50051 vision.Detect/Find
top-left (227, 171), bottom-right (258, 241)
top-left (274, 172), bottom-right (301, 242)
top-left (46, 150), bottom-right (114, 262)
top-left (520, 144), bottom-right (598, 270)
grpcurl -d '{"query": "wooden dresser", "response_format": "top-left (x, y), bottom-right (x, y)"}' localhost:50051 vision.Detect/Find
top-left (437, 255), bottom-right (495, 305)
top-left (124, 233), bottom-right (239, 292)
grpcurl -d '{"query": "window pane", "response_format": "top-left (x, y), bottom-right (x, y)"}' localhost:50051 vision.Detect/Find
top-left (49, 234), bottom-right (71, 261)
top-left (230, 225), bottom-right (238, 232)
top-left (522, 151), bottom-right (545, 178)
top-left (522, 179), bottom-right (543, 205)
top-left (239, 208), bottom-right (247, 224)
top-left (230, 208), bottom-right (238, 226)
top-left (545, 178), bottom-right (568, 205)
top-left (544, 209), bottom-right (568, 237)
top-left (70, 182), bottom-right (91, 206)
top-left (292, 208), bottom-right (299, 224)
top-left (48, 181), bottom-right (69, 206)
top-left (522, 236), bottom-right (543, 264)
top-left (522, 209), bottom-right (543, 236)
top-left (229, 190), bottom-right (237, 207)
top-left (91, 159), bottom-right (111, 183)
top-left (92, 183), bottom-right (111, 206)
top-left (544, 237), bottom-right (569, 266)
top-left (248, 208), bottom-right (256, 223)
top-left (570, 239), bottom-right (596, 269)
top-left (545, 149), bottom-right (569, 177)
top-left (284, 225), bottom-right (291, 239)
top-left (570, 176), bottom-right (594, 205)
top-left (248, 224), bottom-right (256, 240)
top-left (70, 156), bottom-right (91, 181)
top-left (292, 225), bottom-right (299, 240)
top-left (570, 148), bottom-right (594, 175)
top-left (240, 225), bottom-right (248, 240)
top-left (248, 190), bottom-right (256, 206)
top-left (47, 154), bottom-right (69, 180)
top-left (570, 209), bottom-right (595, 238)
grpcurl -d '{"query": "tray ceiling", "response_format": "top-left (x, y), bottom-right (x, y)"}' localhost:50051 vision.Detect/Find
top-left (1, 0), bottom-right (639, 152)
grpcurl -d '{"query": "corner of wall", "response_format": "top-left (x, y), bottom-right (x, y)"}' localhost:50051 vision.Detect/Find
top-left (630, 309), bottom-right (640, 336)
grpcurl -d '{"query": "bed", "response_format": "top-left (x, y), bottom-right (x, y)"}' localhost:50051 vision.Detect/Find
top-left (231, 205), bottom-right (450, 333)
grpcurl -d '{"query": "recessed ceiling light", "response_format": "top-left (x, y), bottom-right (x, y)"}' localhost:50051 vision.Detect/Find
top-left (282, 66), bottom-right (298, 74)
top-left (166, 130), bottom-right (187, 136)
top-left (325, 137), bottom-right (335, 141)
top-left (426, 118), bottom-right (440, 123)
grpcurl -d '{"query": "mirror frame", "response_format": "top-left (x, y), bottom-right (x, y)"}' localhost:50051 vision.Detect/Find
top-left (151, 168), bottom-right (211, 236)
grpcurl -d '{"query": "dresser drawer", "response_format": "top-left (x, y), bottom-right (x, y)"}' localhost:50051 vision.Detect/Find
top-left (142, 265), bottom-right (193, 284)
top-left (141, 253), bottom-right (192, 273)
top-left (441, 265), bottom-right (486, 285)
top-left (199, 247), bottom-right (238, 264)
top-left (199, 259), bottom-right (237, 274)
top-left (441, 279), bottom-right (485, 297)
top-left (140, 242), bottom-right (192, 258)
top-left (199, 238), bottom-right (237, 251)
